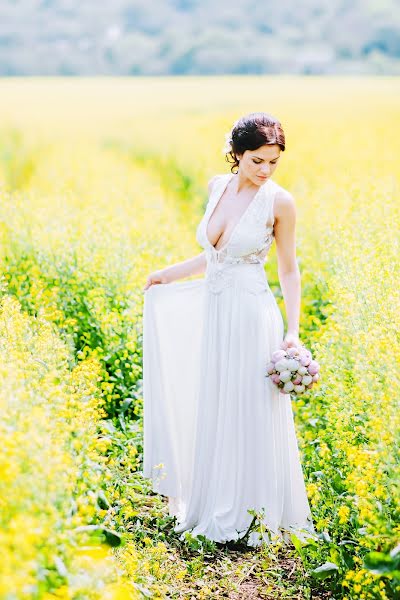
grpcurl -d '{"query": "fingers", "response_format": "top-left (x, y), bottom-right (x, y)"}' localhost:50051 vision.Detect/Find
top-left (281, 336), bottom-right (301, 350)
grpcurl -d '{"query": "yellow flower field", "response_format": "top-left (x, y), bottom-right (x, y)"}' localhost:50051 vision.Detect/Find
top-left (0, 76), bottom-right (399, 599)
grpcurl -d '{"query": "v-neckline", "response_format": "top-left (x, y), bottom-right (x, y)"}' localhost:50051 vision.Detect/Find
top-left (205, 173), bottom-right (269, 253)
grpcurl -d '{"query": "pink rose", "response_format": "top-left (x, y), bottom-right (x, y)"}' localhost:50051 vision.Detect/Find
top-left (266, 362), bottom-right (275, 375)
top-left (300, 354), bottom-right (312, 367)
top-left (287, 347), bottom-right (299, 357)
top-left (307, 361), bottom-right (319, 375)
top-left (271, 350), bottom-right (287, 363)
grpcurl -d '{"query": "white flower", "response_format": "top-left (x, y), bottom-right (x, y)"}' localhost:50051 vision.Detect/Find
top-left (279, 369), bottom-right (292, 383)
top-left (275, 358), bottom-right (290, 372)
top-left (221, 118), bottom-right (240, 155)
top-left (286, 358), bottom-right (300, 372)
top-left (283, 380), bottom-right (295, 392)
top-left (222, 131), bottom-right (233, 155)
top-left (294, 384), bottom-right (305, 393)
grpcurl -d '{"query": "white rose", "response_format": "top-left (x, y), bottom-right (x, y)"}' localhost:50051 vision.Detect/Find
top-left (275, 358), bottom-right (289, 372)
top-left (294, 384), bottom-right (305, 393)
top-left (287, 347), bottom-right (299, 357)
top-left (279, 370), bottom-right (292, 383)
top-left (286, 358), bottom-right (300, 372)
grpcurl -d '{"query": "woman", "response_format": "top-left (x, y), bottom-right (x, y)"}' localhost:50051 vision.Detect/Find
top-left (142, 112), bottom-right (315, 547)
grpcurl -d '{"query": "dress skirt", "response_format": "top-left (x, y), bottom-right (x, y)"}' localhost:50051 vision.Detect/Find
top-left (142, 263), bottom-right (315, 546)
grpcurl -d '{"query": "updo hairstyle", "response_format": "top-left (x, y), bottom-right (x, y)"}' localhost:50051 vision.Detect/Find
top-left (224, 112), bottom-right (286, 174)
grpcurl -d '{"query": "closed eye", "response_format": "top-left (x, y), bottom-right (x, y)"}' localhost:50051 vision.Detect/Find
top-left (253, 159), bottom-right (278, 165)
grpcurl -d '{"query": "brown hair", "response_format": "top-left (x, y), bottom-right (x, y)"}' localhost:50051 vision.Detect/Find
top-left (224, 112), bottom-right (285, 174)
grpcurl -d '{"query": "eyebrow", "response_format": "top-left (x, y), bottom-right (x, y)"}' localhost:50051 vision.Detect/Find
top-left (251, 155), bottom-right (280, 161)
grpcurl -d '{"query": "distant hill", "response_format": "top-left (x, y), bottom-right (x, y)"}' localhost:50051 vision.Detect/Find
top-left (1, 0), bottom-right (399, 75)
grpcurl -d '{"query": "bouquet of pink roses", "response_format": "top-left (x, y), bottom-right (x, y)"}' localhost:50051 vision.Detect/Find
top-left (266, 346), bottom-right (320, 397)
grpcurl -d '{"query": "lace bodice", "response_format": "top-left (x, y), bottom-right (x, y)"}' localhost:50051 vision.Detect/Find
top-left (196, 173), bottom-right (279, 265)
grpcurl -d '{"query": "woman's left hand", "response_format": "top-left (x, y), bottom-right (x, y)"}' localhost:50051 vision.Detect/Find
top-left (280, 330), bottom-right (301, 350)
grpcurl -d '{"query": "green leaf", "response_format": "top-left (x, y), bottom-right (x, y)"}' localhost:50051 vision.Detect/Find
top-left (390, 544), bottom-right (400, 559)
top-left (74, 524), bottom-right (123, 547)
top-left (102, 527), bottom-right (123, 547)
top-left (97, 490), bottom-right (111, 510)
top-left (364, 551), bottom-right (400, 575)
top-left (291, 533), bottom-right (305, 555)
top-left (318, 531), bottom-right (331, 543)
top-left (311, 562), bottom-right (339, 579)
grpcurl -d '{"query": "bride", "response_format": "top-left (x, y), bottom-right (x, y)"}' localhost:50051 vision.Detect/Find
top-left (142, 112), bottom-right (315, 546)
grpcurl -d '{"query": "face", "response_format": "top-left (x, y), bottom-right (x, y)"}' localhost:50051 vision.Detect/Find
top-left (236, 144), bottom-right (281, 185)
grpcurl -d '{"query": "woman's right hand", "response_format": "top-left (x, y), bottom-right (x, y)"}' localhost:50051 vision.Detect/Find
top-left (143, 270), bottom-right (169, 292)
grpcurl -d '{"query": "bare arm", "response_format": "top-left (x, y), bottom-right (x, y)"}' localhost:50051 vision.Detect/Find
top-left (160, 251), bottom-right (207, 283)
top-left (273, 189), bottom-right (301, 335)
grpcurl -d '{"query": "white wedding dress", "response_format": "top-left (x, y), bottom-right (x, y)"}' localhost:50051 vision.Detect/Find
top-left (142, 173), bottom-right (315, 546)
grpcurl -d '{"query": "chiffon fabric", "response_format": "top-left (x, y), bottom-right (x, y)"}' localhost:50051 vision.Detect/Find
top-left (142, 173), bottom-right (315, 546)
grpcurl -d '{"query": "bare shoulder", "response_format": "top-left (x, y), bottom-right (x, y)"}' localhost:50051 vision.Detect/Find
top-left (273, 185), bottom-right (296, 220)
top-left (207, 174), bottom-right (222, 195)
